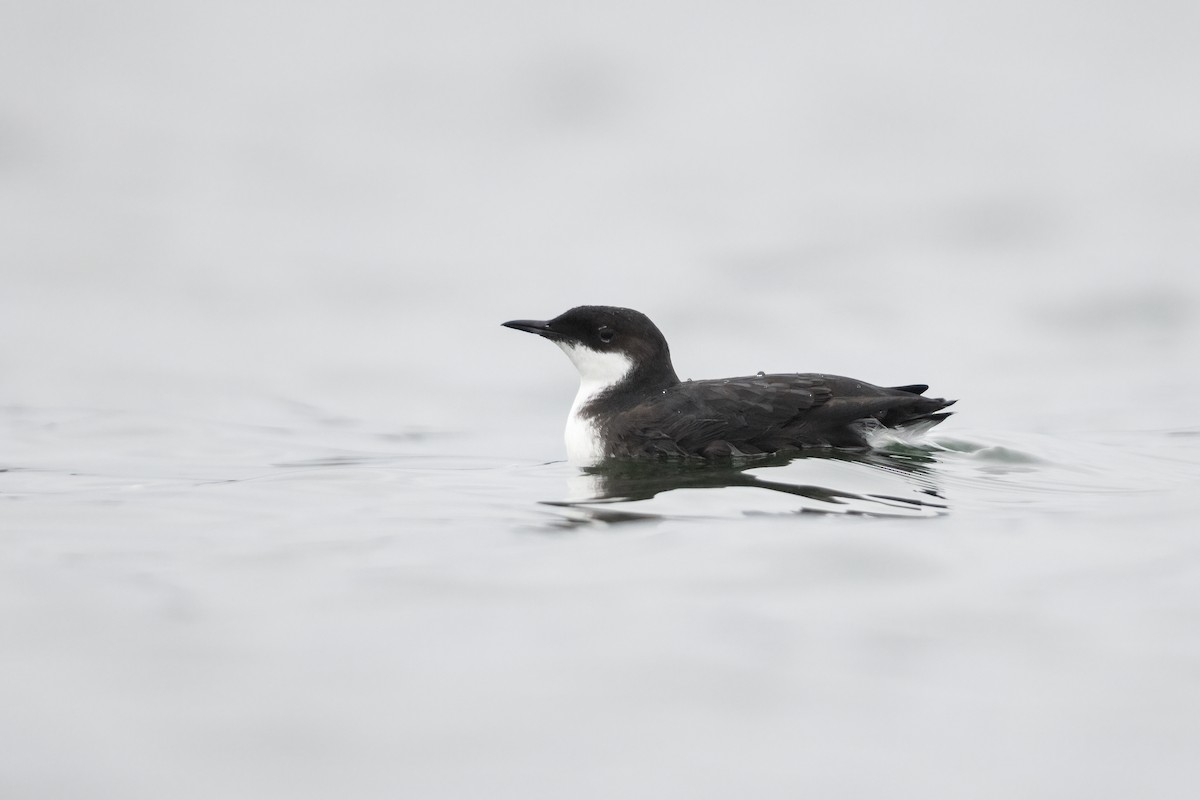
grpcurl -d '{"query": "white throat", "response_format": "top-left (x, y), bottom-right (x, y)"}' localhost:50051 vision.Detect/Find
top-left (554, 342), bottom-right (633, 465)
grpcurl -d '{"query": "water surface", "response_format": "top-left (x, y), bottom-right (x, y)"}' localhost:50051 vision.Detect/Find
top-left (5, 402), bottom-right (1200, 798)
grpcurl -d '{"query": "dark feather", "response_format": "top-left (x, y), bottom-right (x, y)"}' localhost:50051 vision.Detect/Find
top-left (598, 373), bottom-right (955, 459)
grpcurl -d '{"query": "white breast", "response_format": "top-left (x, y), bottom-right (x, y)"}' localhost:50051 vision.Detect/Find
top-left (564, 399), bottom-right (605, 465)
top-left (554, 343), bottom-right (633, 465)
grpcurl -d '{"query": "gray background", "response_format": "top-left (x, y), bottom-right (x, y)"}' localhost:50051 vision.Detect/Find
top-left (2, 2), bottom-right (1199, 798)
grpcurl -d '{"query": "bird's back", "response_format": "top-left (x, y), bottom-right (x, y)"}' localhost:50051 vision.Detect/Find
top-left (597, 373), bottom-right (954, 459)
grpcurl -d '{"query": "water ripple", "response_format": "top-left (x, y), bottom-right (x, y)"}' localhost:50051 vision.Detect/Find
top-left (542, 449), bottom-right (949, 525)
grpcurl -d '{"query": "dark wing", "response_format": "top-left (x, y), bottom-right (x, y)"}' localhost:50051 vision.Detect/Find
top-left (606, 373), bottom-right (954, 458)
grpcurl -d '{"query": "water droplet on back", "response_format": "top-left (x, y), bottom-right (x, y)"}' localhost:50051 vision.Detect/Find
top-left (756, 371), bottom-right (766, 377)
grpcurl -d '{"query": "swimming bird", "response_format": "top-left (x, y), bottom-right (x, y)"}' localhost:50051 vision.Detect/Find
top-left (502, 305), bottom-right (954, 464)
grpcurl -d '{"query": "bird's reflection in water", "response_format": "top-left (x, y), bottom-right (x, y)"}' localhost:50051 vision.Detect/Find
top-left (544, 448), bottom-right (947, 525)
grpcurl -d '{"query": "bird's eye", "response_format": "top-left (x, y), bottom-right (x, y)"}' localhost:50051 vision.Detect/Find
top-left (598, 326), bottom-right (615, 343)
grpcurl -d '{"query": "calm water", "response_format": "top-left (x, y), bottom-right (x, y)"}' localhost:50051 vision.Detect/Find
top-left (3, 1), bottom-right (1200, 798)
top-left (4, 402), bottom-right (1200, 799)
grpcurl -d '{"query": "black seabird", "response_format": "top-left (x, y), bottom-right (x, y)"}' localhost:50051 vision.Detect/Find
top-left (502, 305), bottom-right (955, 464)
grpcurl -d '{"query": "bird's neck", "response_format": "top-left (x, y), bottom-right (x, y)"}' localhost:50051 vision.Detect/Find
top-left (583, 359), bottom-right (680, 416)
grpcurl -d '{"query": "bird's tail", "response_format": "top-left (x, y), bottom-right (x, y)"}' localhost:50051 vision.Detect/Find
top-left (883, 386), bottom-right (957, 432)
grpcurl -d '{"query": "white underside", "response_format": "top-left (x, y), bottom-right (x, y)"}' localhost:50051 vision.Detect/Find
top-left (564, 403), bottom-right (605, 465)
top-left (554, 342), bottom-right (633, 465)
